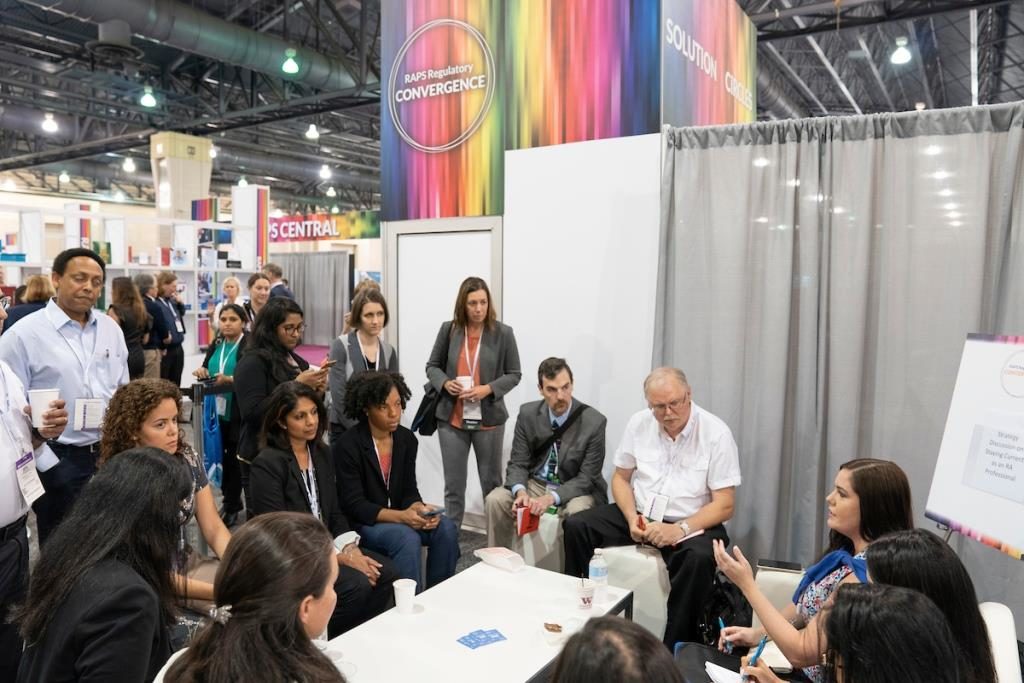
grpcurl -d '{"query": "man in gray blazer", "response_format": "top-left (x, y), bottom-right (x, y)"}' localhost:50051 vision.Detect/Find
top-left (484, 357), bottom-right (608, 549)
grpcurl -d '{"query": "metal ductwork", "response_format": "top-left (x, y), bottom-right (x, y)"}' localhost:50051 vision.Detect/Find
top-left (756, 68), bottom-right (811, 120)
top-left (217, 147), bottom-right (379, 193)
top-left (20, 0), bottom-right (366, 91)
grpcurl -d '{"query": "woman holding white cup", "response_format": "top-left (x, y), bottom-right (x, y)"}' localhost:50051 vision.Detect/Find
top-left (426, 277), bottom-right (521, 529)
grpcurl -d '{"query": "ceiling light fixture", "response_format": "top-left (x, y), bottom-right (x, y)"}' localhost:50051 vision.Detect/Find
top-left (331, 204), bottom-right (340, 214)
top-left (113, 190), bottom-right (125, 202)
top-left (41, 113), bottom-right (58, 133)
top-left (139, 85), bottom-right (157, 108)
top-left (319, 164), bottom-right (332, 180)
top-left (326, 186), bottom-right (337, 197)
top-left (58, 170), bottom-right (70, 183)
top-left (2, 179), bottom-right (16, 192)
top-left (890, 37), bottom-right (912, 65)
top-left (282, 48), bottom-right (299, 74)
top-left (122, 157), bottom-right (136, 173)
top-left (237, 176), bottom-right (248, 187)
top-left (209, 146), bottom-right (218, 159)
top-left (752, 157), bottom-right (770, 168)
top-left (305, 123), bottom-right (320, 140)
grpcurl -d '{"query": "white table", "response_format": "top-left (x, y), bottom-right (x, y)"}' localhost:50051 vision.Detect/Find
top-left (327, 562), bottom-right (634, 683)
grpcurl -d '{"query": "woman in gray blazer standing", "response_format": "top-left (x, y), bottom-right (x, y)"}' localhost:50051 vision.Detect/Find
top-left (426, 277), bottom-right (521, 528)
top-left (328, 288), bottom-right (398, 444)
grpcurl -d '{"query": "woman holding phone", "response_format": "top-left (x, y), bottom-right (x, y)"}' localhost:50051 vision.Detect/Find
top-left (426, 277), bottom-right (521, 529)
top-left (334, 372), bottom-right (459, 590)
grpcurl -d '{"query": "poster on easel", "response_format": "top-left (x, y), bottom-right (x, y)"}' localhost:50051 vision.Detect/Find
top-left (925, 334), bottom-right (1024, 559)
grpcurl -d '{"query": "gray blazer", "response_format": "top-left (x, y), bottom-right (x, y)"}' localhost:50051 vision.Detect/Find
top-left (504, 399), bottom-right (608, 505)
top-left (425, 321), bottom-right (521, 427)
top-left (328, 332), bottom-right (398, 427)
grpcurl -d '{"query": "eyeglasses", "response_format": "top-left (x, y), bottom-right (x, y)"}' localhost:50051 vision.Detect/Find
top-left (281, 323), bottom-right (306, 336)
top-left (649, 396), bottom-right (690, 415)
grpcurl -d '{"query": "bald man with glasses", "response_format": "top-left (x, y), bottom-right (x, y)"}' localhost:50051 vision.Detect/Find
top-left (563, 367), bottom-right (741, 648)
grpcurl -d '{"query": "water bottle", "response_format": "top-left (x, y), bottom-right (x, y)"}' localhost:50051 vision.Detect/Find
top-left (588, 548), bottom-right (609, 604)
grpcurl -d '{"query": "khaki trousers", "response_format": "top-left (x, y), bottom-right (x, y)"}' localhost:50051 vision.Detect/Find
top-left (142, 349), bottom-right (161, 379)
top-left (484, 478), bottom-right (595, 550)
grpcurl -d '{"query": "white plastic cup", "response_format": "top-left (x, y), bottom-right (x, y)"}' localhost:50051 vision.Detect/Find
top-left (394, 578), bottom-right (416, 615)
top-left (577, 579), bottom-right (595, 610)
top-left (28, 389), bottom-right (59, 429)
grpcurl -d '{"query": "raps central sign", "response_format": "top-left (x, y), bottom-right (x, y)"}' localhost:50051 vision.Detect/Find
top-left (387, 19), bottom-right (496, 154)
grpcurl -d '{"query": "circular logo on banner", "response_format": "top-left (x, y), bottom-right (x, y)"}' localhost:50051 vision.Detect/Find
top-left (388, 19), bottom-right (496, 154)
top-left (1001, 350), bottom-right (1024, 398)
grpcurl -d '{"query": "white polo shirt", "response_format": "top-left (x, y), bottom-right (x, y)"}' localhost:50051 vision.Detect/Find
top-left (613, 402), bottom-right (741, 521)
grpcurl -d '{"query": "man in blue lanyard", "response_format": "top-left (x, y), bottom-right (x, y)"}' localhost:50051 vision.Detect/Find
top-left (0, 248), bottom-right (130, 545)
top-left (156, 270), bottom-right (186, 387)
top-left (484, 357), bottom-right (608, 550)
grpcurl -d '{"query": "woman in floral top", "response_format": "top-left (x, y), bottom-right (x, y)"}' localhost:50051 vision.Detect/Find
top-left (713, 459), bottom-right (912, 682)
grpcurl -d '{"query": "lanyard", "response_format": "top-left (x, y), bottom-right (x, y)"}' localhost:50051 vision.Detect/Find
top-left (216, 335), bottom-right (243, 375)
top-left (0, 383), bottom-right (32, 457)
top-left (300, 447), bottom-right (321, 521)
top-left (162, 297), bottom-right (179, 320)
top-left (463, 333), bottom-right (482, 378)
top-left (372, 437), bottom-right (392, 496)
top-left (56, 320), bottom-right (99, 395)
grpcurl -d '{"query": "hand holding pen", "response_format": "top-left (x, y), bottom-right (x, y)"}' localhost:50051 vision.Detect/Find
top-left (741, 635), bottom-right (769, 682)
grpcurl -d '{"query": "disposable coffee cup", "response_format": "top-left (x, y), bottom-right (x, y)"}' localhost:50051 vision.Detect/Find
top-left (394, 578), bottom-right (417, 615)
top-left (456, 375), bottom-right (473, 391)
top-left (577, 579), bottom-right (595, 610)
top-left (28, 389), bottom-right (59, 429)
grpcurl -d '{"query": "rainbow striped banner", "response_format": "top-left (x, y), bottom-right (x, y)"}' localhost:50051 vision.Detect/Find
top-left (256, 188), bottom-right (269, 269)
top-left (191, 197), bottom-right (219, 222)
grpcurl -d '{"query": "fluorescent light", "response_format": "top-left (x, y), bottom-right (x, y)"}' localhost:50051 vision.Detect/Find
top-left (943, 203), bottom-right (958, 210)
top-left (139, 85), bottom-right (157, 108)
top-left (923, 145), bottom-right (941, 156)
top-left (319, 164), bottom-right (332, 180)
top-left (752, 157), bottom-right (770, 168)
top-left (890, 37), bottom-right (912, 65)
top-left (938, 189), bottom-right (953, 197)
top-left (331, 204), bottom-right (340, 214)
top-left (237, 176), bottom-right (248, 187)
top-left (209, 146), bottom-right (218, 159)
top-left (2, 179), bottom-right (15, 192)
top-left (932, 170), bottom-right (951, 180)
top-left (122, 157), bottom-right (136, 173)
top-left (305, 124), bottom-right (320, 140)
top-left (326, 186), bottom-right (337, 197)
top-left (41, 113), bottom-right (58, 133)
top-left (58, 170), bottom-right (70, 183)
top-left (282, 48), bottom-right (299, 74)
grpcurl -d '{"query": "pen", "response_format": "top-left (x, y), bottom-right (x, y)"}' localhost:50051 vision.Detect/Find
top-left (718, 617), bottom-right (733, 654)
top-left (742, 635), bottom-right (769, 681)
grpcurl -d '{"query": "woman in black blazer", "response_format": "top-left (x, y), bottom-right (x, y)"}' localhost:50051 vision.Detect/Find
top-left (234, 297), bottom-right (328, 507)
top-left (426, 276), bottom-right (521, 528)
top-left (250, 381), bottom-right (396, 637)
top-left (334, 372), bottom-right (459, 591)
top-left (14, 448), bottom-right (190, 683)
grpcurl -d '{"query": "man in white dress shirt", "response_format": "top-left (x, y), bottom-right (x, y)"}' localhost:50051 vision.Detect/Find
top-left (0, 248), bottom-right (130, 545)
top-left (563, 367), bottom-right (741, 648)
top-left (0, 301), bottom-right (69, 679)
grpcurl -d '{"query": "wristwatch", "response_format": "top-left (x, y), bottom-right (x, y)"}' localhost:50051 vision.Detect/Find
top-left (678, 519), bottom-right (691, 537)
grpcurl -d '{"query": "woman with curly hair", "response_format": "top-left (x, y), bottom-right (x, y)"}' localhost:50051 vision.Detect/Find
top-left (333, 372), bottom-right (459, 590)
top-left (100, 379), bottom-right (232, 620)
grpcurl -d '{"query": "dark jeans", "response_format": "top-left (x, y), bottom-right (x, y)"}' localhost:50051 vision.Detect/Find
top-left (0, 518), bottom-right (28, 681)
top-left (563, 503), bottom-right (728, 647)
top-left (357, 517), bottom-right (460, 591)
top-left (160, 344), bottom-right (184, 387)
top-left (328, 548), bottom-right (398, 638)
top-left (219, 419), bottom-right (243, 514)
top-left (34, 444), bottom-right (99, 546)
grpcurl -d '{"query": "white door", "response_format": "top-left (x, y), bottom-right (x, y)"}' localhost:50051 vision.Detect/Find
top-left (385, 217), bottom-right (502, 529)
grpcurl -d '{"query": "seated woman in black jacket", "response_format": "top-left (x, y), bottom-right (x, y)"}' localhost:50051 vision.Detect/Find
top-left (14, 448), bottom-right (191, 683)
top-left (334, 372), bottom-right (459, 590)
top-left (250, 381), bottom-right (396, 636)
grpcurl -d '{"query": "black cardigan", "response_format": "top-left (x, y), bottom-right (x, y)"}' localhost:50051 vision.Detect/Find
top-left (16, 559), bottom-right (172, 683)
top-left (233, 347), bottom-right (308, 462)
top-left (332, 422), bottom-right (423, 526)
top-left (250, 441), bottom-right (351, 538)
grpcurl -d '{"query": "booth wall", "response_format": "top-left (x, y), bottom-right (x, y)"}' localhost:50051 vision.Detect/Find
top-left (502, 133), bottom-right (662, 483)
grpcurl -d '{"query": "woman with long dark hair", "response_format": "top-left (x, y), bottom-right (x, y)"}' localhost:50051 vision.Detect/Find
top-left (107, 276), bottom-right (152, 380)
top-left (551, 616), bottom-right (684, 683)
top-left (13, 448), bottom-right (191, 682)
top-left (159, 512), bottom-right (345, 683)
top-left (250, 382), bottom-right (396, 636)
top-left (714, 459), bottom-right (913, 681)
top-left (866, 529), bottom-right (995, 683)
top-left (193, 303), bottom-right (247, 525)
top-left (426, 276), bottom-right (521, 528)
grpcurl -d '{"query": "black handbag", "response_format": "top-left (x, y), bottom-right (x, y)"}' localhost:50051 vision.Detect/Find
top-left (698, 571), bottom-right (752, 647)
top-left (411, 385), bottom-right (442, 436)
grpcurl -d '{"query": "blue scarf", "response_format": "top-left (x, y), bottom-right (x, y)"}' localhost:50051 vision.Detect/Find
top-left (793, 550), bottom-right (868, 603)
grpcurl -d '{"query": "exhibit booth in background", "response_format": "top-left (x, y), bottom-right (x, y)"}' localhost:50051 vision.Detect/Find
top-left (379, 0), bottom-right (756, 527)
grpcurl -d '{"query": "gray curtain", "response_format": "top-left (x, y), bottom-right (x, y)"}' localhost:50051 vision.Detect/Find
top-left (272, 252), bottom-right (350, 346)
top-left (655, 102), bottom-right (1024, 623)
